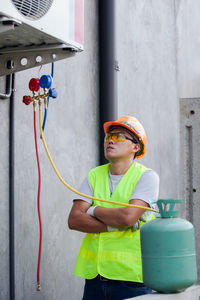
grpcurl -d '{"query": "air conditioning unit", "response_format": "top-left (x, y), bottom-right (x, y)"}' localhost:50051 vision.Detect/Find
top-left (0, 0), bottom-right (84, 75)
top-left (0, 0), bottom-right (84, 51)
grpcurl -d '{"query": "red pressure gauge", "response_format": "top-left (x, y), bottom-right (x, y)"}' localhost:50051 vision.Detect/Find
top-left (29, 78), bottom-right (40, 92)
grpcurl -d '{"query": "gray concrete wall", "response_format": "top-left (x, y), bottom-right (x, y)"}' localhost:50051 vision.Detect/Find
top-left (177, 0), bottom-right (200, 282)
top-left (177, 0), bottom-right (200, 98)
top-left (116, 0), bottom-right (179, 199)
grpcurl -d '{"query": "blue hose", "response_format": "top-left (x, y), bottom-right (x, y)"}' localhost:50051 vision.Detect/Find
top-left (42, 108), bottom-right (48, 131)
top-left (51, 61), bottom-right (54, 78)
top-left (42, 62), bottom-right (54, 131)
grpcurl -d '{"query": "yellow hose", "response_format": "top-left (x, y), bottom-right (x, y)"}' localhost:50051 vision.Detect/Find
top-left (38, 104), bottom-right (158, 213)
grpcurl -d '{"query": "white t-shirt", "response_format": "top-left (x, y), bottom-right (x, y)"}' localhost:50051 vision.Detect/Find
top-left (75, 168), bottom-right (159, 219)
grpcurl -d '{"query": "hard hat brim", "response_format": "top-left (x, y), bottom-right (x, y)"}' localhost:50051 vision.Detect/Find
top-left (104, 121), bottom-right (140, 140)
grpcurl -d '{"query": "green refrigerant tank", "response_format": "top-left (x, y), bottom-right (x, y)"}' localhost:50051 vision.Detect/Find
top-left (140, 199), bottom-right (197, 293)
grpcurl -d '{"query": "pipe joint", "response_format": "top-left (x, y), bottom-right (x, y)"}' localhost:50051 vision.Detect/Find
top-left (37, 282), bottom-right (41, 291)
top-left (33, 100), bottom-right (37, 111)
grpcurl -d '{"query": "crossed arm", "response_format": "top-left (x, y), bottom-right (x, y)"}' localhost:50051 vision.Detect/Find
top-left (68, 199), bottom-right (149, 233)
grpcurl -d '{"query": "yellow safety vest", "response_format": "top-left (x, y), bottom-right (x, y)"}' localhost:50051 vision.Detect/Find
top-left (74, 162), bottom-right (153, 282)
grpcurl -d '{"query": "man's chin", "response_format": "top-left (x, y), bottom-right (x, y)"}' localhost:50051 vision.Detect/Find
top-left (105, 154), bottom-right (117, 162)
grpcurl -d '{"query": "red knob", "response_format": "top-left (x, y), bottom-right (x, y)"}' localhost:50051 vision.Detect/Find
top-left (23, 95), bottom-right (32, 105)
top-left (29, 78), bottom-right (40, 92)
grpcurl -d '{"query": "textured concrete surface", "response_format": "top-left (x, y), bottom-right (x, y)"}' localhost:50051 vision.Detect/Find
top-left (180, 98), bottom-right (200, 282)
top-left (177, 0), bottom-right (200, 98)
top-left (128, 285), bottom-right (200, 300)
top-left (178, 0), bottom-right (200, 284)
top-left (116, 0), bottom-right (179, 199)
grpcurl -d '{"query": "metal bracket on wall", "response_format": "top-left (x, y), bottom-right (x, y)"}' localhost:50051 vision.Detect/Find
top-left (0, 44), bottom-right (77, 76)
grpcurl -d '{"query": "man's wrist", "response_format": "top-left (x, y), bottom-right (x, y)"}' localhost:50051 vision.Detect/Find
top-left (86, 206), bottom-right (98, 217)
top-left (107, 225), bottom-right (118, 232)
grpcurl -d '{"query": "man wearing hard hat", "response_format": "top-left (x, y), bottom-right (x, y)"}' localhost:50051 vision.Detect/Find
top-left (68, 116), bottom-right (159, 299)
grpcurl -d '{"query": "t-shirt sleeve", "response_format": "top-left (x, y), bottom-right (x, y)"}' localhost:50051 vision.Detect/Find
top-left (73, 176), bottom-right (93, 204)
top-left (131, 169), bottom-right (159, 219)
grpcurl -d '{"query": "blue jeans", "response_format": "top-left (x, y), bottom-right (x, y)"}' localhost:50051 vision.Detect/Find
top-left (82, 276), bottom-right (152, 300)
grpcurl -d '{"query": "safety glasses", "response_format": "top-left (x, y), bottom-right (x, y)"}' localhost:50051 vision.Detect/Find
top-left (104, 132), bottom-right (135, 143)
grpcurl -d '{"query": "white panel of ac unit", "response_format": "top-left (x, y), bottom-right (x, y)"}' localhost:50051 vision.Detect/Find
top-left (0, 0), bottom-right (84, 51)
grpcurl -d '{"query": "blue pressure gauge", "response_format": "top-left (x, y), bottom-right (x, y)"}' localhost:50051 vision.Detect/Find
top-left (39, 75), bottom-right (52, 89)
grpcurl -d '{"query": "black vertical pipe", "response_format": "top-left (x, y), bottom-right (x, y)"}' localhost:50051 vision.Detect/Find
top-left (9, 73), bottom-right (15, 300)
top-left (99, 0), bottom-right (118, 165)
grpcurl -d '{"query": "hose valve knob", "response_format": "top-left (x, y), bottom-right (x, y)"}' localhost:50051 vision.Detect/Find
top-left (23, 95), bottom-right (32, 105)
top-left (29, 78), bottom-right (40, 92)
top-left (49, 88), bottom-right (58, 99)
top-left (39, 75), bottom-right (52, 89)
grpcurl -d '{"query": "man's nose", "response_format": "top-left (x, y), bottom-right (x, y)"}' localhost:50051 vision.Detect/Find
top-left (108, 138), bottom-right (114, 144)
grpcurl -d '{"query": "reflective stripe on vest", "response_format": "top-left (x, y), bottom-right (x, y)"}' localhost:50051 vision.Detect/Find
top-left (74, 162), bottom-right (153, 282)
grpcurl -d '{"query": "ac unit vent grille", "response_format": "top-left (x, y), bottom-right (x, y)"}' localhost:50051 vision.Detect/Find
top-left (12, 0), bottom-right (54, 20)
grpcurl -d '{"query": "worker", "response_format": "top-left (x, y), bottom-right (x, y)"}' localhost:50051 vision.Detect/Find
top-left (68, 116), bottom-right (159, 299)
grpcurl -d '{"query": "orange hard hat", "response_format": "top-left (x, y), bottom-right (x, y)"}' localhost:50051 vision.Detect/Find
top-left (103, 116), bottom-right (147, 158)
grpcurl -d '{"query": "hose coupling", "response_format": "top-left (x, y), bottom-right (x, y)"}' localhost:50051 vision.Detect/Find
top-left (37, 281), bottom-right (41, 291)
top-left (38, 98), bottom-right (42, 109)
top-left (33, 100), bottom-right (37, 111)
top-left (44, 97), bottom-right (48, 109)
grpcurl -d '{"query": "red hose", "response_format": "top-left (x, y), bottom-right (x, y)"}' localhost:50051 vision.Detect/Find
top-left (33, 109), bottom-right (42, 291)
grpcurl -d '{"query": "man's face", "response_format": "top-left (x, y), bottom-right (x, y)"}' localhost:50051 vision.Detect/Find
top-left (104, 127), bottom-right (140, 162)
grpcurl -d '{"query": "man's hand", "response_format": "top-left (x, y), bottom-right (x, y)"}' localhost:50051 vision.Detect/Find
top-left (107, 216), bottom-right (146, 232)
top-left (131, 216), bottom-right (146, 231)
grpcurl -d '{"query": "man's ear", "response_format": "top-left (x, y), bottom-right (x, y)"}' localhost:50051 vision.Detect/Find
top-left (132, 143), bottom-right (140, 153)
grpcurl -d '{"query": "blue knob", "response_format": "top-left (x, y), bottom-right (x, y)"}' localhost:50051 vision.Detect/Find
top-left (39, 75), bottom-right (52, 89)
top-left (49, 88), bottom-right (58, 99)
